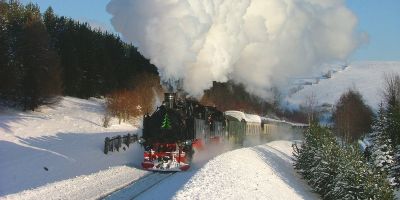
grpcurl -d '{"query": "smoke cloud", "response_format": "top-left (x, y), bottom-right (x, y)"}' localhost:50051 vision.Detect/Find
top-left (107, 0), bottom-right (361, 98)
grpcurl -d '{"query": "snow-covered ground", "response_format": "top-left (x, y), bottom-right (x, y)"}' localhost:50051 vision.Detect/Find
top-left (1, 97), bottom-right (318, 199)
top-left (138, 141), bottom-right (318, 200)
top-left (0, 97), bottom-right (143, 197)
top-left (287, 61), bottom-right (400, 110)
top-left (2, 140), bottom-right (318, 200)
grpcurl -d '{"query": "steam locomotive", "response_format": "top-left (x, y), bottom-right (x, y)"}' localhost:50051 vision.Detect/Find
top-left (141, 93), bottom-right (225, 171)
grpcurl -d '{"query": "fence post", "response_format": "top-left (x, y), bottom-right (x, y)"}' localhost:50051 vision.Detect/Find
top-left (116, 135), bottom-right (122, 151)
top-left (104, 137), bottom-right (110, 154)
top-left (104, 133), bottom-right (140, 155)
top-left (126, 134), bottom-right (131, 147)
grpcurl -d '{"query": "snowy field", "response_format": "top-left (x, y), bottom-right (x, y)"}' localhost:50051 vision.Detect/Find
top-left (138, 141), bottom-right (318, 200)
top-left (287, 61), bottom-right (400, 110)
top-left (0, 97), bottom-right (318, 199)
top-left (0, 97), bottom-right (144, 197)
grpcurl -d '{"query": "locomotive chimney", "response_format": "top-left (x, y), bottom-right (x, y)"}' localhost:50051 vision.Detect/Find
top-left (164, 93), bottom-right (176, 109)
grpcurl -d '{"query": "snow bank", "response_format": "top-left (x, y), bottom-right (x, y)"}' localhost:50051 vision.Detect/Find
top-left (138, 141), bottom-right (318, 200)
top-left (1, 97), bottom-right (317, 200)
top-left (1, 166), bottom-right (148, 200)
top-left (0, 97), bottom-right (142, 196)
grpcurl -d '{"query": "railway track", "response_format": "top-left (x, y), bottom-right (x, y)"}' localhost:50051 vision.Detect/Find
top-left (101, 171), bottom-right (176, 200)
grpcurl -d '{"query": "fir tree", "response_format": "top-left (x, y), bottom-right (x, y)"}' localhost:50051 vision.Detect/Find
top-left (294, 123), bottom-right (341, 197)
top-left (386, 103), bottom-right (400, 146)
top-left (0, 1), bottom-right (10, 97)
top-left (19, 4), bottom-right (62, 110)
top-left (392, 146), bottom-right (400, 188)
top-left (369, 104), bottom-right (395, 175)
top-left (328, 146), bottom-right (393, 200)
top-left (0, 0), bottom-right (25, 102)
top-left (383, 74), bottom-right (400, 146)
top-left (294, 123), bottom-right (395, 199)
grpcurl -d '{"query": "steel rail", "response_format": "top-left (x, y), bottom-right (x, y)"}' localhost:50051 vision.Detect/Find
top-left (101, 171), bottom-right (176, 200)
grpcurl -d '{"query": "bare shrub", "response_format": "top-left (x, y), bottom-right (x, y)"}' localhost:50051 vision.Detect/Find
top-left (102, 111), bottom-right (111, 128)
top-left (129, 72), bottom-right (163, 114)
top-left (333, 88), bottom-right (374, 143)
top-left (105, 72), bottom-right (163, 124)
top-left (300, 92), bottom-right (320, 124)
top-left (383, 73), bottom-right (400, 106)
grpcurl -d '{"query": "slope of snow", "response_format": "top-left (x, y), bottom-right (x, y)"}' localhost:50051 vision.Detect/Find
top-left (0, 97), bottom-right (143, 196)
top-left (137, 141), bottom-right (318, 200)
top-left (1, 97), bottom-right (318, 199)
top-left (1, 166), bottom-right (148, 200)
top-left (287, 61), bottom-right (400, 110)
top-left (1, 139), bottom-right (318, 200)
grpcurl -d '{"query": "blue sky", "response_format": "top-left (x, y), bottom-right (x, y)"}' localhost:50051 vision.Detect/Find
top-left (21, 0), bottom-right (400, 61)
top-left (346, 0), bottom-right (400, 61)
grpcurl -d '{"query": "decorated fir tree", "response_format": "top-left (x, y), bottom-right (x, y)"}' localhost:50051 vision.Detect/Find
top-left (161, 113), bottom-right (171, 129)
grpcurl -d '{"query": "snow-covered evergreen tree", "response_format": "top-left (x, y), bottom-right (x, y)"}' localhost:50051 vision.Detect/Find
top-left (368, 104), bottom-right (396, 185)
top-left (386, 95), bottom-right (400, 147)
top-left (309, 128), bottom-right (341, 197)
top-left (294, 123), bottom-right (395, 199)
top-left (327, 146), bottom-right (393, 199)
top-left (370, 135), bottom-right (394, 174)
top-left (392, 146), bottom-right (400, 188)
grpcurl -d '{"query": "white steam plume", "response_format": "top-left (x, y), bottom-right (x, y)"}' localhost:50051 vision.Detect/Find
top-left (107, 0), bottom-right (362, 98)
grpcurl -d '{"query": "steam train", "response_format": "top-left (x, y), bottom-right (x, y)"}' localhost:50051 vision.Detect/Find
top-left (141, 93), bottom-right (225, 171)
top-left (140, 93), bottom-right (307, 172)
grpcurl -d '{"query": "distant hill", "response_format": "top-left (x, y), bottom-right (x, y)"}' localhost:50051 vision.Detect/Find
top-left (285, 61), bottom-right (400, 111)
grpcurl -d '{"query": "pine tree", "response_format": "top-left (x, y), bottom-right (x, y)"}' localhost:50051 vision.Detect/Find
top-left (0, 1), bottom-right (10, 96)
top-left (386, 103), bottom-right (400, 146)
top-left (294, 123), bottom-right (395, 199)
top-left (369, 104), bottom-right (395, 176)
top-left (383, 74), bottom-right (400, 146)
top-left (392, 146), bottom-right (400, 188)
top-left (326, 145), bottom-right (394, 200)
top-left (294, 123), bottom-right (341, 197)
top-left (19, 4), bottom-right (62, 110)
top-left (0, 0), bottom-right (25, 102)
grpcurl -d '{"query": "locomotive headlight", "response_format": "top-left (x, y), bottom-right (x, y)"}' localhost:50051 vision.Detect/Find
top-left (138, 138), bottom-right (146, 144)
top-left (184, 140), bottom-right (192, 145)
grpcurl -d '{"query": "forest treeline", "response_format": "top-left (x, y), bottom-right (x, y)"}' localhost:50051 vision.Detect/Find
top-left (0, 0), bottom-right (158, 110)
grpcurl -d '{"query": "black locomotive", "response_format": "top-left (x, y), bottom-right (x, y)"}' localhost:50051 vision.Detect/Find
top-left (141, 93), bottom-right (225, 171)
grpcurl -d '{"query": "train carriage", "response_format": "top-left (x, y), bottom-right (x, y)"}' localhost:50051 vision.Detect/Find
top-left (224, 110), bottom-right (262, 145)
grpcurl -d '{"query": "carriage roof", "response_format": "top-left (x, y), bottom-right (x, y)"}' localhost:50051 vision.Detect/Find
top-left (224, 110), bottom-right (261, 123)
